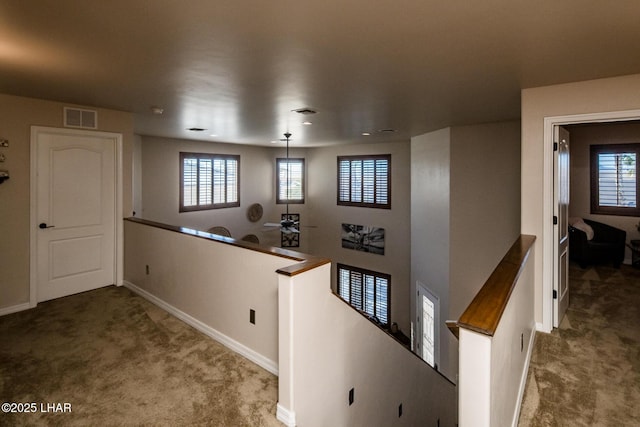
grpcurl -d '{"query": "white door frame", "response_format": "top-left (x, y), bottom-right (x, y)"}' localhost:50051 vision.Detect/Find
top-left (541, 109), bottom-right (640, 332)
top-left (29, 126), bottom-right (124, 307)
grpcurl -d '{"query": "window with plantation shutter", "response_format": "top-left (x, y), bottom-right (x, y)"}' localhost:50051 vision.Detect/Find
top-left (337, 155), bottom-right (391, 209)
top-left (180, 152), bottom-right (240, 212)
top-left (590, 144), bottom-right (640, 216)
top-left (276, 158), bottom-right (305, 204)
top-left (337, 263), bottom-right (390, 326)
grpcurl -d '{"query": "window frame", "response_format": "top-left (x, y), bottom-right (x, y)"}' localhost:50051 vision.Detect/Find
top-left (179, 152), bottom-right (240, 212)
top-left (590, 143), bottom-right (640, 217)
top-left (276, 157), bottom-right (305, 204)
top-left (337, 154), bottom-right (391, 209)
top-left (336, 263), bottom-right (391, 327)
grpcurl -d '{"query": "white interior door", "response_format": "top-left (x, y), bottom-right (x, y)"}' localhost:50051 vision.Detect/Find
top-left (416, 282), bottom-right (439, 368)
top-left (33, 127), bottom-right (117, 302)
top-left (553, 126), bottom-right (570, 327)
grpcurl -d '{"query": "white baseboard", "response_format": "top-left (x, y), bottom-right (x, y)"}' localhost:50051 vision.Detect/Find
top-left (123, 281), bottom-right (278, 376)
top-left (512, 327), bottom-right (537, 427)
top-left (535, 322), bottom-right (550, 333)
top-left (276, 403), bottom-right (296, 427)
top-left (0, 302), bottom-right (31, 317)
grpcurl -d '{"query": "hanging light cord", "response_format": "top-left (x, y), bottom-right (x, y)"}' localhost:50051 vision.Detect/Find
top-left (284, 132), bottom-right (291, 217)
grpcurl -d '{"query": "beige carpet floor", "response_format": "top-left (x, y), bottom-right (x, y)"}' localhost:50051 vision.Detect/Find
top-left (519, 263), bottom-right (640, 426)
top-left (0, 286), bottom-right (283, 426)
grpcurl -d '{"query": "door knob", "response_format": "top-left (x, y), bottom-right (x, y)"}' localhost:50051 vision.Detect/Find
top-left (39, 223), bottom-right (54, 229)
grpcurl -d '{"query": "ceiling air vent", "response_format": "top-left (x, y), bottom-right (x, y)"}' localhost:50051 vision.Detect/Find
top-left (293, 108), bottom-right (317, 115)
top-left (64, 107), bottom-right (97, 129)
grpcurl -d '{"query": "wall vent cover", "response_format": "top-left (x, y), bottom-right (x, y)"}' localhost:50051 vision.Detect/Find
top-left (64, 107), bottom-right (97, 129)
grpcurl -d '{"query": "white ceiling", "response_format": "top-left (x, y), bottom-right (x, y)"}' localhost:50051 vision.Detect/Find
top-left (2, 1), bottom-right (640, 146)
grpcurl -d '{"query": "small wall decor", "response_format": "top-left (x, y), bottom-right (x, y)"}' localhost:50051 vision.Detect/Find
top-left (281, 213), bottom-right (300, 248)
top-left (247, 203), bottom-right (263, 222)
top-left (341, 223), bottom-right (385, 255)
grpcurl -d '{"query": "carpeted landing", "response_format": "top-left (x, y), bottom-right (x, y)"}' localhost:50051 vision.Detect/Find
top-left (0, 286), bottom-right (283, 426)
top-left (519, 263), bottom-right (640, 426)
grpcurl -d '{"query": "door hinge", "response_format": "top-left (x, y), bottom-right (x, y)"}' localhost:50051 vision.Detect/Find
top-left (553, 142), bottom-right (558, 151)
top-left (553, 290), bottom-right (558, 299)
top-left (553, 216), bottom-right (558, 225)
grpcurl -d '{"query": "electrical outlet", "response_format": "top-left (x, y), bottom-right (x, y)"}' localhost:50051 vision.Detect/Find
top-left (250, 309), bottom-right (255, 324)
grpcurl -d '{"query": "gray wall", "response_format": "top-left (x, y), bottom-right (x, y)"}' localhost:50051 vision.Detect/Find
top-left (411, 121), bottom-right (521, 380)
top-left (306, 140), bottom-right (412, 332)
top-left (411, 127), bottom-right (453, 378)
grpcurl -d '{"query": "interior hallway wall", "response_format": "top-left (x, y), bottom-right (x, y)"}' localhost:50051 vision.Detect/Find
top-left (0, 93), bottom-right (134, 312)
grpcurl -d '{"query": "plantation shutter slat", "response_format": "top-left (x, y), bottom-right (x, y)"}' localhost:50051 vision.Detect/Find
top-left (375, 277), bottom-right (389, 325)
top-left (179, 153), bottom-right (240, 212)
top-left (199, 159), bottom-right (213, 205)
top-left (364, 274), bottom-right (375, 315)
top-left (225, 158), bottom-right (239, 204)
top-left (338, 267), bottom-right (350, 301)
top-left (598, 152), bottom-right (636, 208)
top-left (351, 160), bottom-right (362, 203)
top-left (183, 158), bottom-right (198, 207)
top-left (337, 155), bottom-right (391, 208)
top-left (362, 160), bottom-right (375, 203)
top-left (336, 263), bottom-right (390, 326)
top-left (590, 144), bottom-right (640, 217)
top-left (339, 159), bottom-right (351, 202)
top-left (375, 159), bottom-right (388, 205)
top-left (351, 270), bottom-right (363, 309)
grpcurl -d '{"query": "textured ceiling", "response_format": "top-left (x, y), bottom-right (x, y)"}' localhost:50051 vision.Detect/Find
top-left (1, 1), bottom-right (640, 146)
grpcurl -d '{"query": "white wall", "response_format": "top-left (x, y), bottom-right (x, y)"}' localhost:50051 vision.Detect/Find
top-left (138, 136), bottom-right (413, 333)
top-left (567, 121), bottom-right (640, 262)
top-left (411, 128), bottom-right (452, 376)
top-left (124, 219), bottom-right (299, 373)
top-left (458, 244), bottom-right (535, 427)
top-left (0, 93), bottom-right (134, 313)
top-left (411, 121), bottom-right (521, 381)
top-left (278, 264), bottom-right (457, 427)
top-left (522, 73), bottom-right (640, 331)
top-left (306, 140), bottom-right (412, 332)
top-left (139, 135), bottom-right (310, 251)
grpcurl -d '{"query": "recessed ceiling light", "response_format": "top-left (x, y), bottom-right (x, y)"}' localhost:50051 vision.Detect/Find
top-left (377, 128), bottom-right (397, 133)
top-left (270, 140), bottom-right (279, 144)
top-left (209, 134), bottom-right (217, 137)
top-left (187, 127), bottom-right (206, 132)
top-left (302, 121), bottom-right (312, 125)
top-left (150, 106), bottom-right (164, 115)
top-left (362, 132), bottom-right (371, 136)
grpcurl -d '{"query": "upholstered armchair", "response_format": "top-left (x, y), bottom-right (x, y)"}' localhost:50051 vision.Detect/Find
top-left (568, 218), bottom-right (626, 268)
